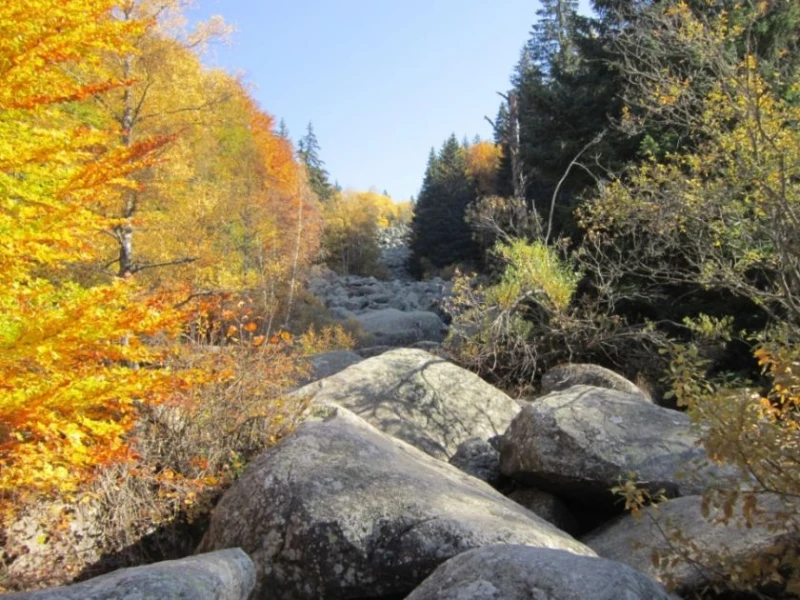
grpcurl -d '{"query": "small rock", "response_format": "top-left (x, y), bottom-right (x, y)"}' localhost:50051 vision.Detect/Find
top-left (449, 438), bottom-right (503, 486)
top-left (354, 308), bottom-right (446, 347)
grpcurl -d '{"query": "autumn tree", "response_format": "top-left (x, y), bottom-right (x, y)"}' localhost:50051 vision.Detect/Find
top-left (322, 190), bottom-right (390, 277)
top-left (90, 0), bottom-right (232, 279)
top-left (465, 139), bottom-right (503, 197)
top-left (0, 0), bottom-right (197, 513)
top-left (82, 2), bottom-right (321, 324)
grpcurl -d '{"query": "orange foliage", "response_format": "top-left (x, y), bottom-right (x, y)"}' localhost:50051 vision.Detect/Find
top-left (0, 0), bottom-right (197, 515)
top-left (1, 0), bottom-right (320, 525)
top-left (0, 0), bottom-right (142, 111)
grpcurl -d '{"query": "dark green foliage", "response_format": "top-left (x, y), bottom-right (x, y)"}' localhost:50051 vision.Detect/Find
top-left (297, 122), bottom-right (335, 203)
top-left (409, 136), bottom-right (481, 278)
top-left (489, 0), bottom-right (639, 239)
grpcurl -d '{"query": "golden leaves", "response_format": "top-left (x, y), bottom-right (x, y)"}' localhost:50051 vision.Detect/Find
top-left (0, 0), bottom-right (192, 516)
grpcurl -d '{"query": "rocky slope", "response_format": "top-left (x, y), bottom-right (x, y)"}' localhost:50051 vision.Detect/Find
top-left (9, 230), bottom-right (797, 600)
top-left (11, 350), bottom-right (797, 599)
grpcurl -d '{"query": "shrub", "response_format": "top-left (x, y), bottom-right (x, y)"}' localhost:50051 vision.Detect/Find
top-left (445, 238), bottom-right (667, 395)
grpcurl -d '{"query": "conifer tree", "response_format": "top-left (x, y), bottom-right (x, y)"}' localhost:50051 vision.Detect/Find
top-left (409, 136), bottom-right (481, 277)
top-left (297, 122), bottom-right (334, 203)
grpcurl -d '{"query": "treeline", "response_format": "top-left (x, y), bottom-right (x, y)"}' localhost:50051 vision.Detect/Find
top-left (412, 1), bottom-right (799, 595)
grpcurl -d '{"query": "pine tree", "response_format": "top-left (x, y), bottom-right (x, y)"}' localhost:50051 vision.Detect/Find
top-left (409, 136), bottom-right (481, 277)
top-left (297, 122), bottom-right (334, 203)
top-left (277, 118), bottom-right (290, 139)
top-left (510, 0), bottom-right (634, 237)
top-left (527, 0), bottom-right (580, 78)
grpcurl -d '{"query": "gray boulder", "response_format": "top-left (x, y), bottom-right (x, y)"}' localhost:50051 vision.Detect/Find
top-left (448, 438), bottom-right (503, 486)
top-left (584, 494), bottom-right (800, 594)
top-left (389, 290), bottom-right (420, 311)
top-left (3, 549), bottom-right (254, 600)
top-left (405, 545), bottom-right (673, 600)
top-left (354, 308), bottom-right (446, 346)
top-left (507, 489), bottom-right (580, 536)
top-left (197, 407), bottom-right (594, 600)
top-left (327, 306), bottom-right (355, 321)
top-left (501, 385), bottom-right (734, 505)
top-left (541, 363), bottom-right (651, 402)
top-left (303, 350), bottom-right (363, 383)
top-left (293, 348), bottom-right (521, 460)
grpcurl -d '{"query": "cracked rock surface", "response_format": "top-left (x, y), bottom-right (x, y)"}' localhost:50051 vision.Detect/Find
top-left (501, 385), bottom-right (738, 507)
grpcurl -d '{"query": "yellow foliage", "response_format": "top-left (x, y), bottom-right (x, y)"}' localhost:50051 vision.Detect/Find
top-left (322, 190), bottom-right (390, 276)
top-left (0, 0), bottom-right (200, 515)
top-left (465, 141), bottom-right (502, 197)
top-left (488, 239), bottom-right (581, 314)
top-left (299, 324), bottom-right (356, 355)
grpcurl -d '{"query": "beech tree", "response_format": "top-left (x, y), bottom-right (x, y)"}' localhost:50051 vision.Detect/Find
top-left (0, 0), bottom-right (197, 512)
top-left (95, 0), bottom-right (232, 279)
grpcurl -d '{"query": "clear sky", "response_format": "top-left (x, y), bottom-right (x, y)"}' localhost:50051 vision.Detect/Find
top-left (190, 0), bottom-right (593, 201)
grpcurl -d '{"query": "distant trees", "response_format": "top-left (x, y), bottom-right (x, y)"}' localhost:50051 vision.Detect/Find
top-left (409, 135), bottom-right (483, 277)
top-left (321, 189), bottom-right (413, 277)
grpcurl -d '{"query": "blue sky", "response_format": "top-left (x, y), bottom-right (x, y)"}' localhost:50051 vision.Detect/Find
top-left (190, 1), bottom-right (593, 201)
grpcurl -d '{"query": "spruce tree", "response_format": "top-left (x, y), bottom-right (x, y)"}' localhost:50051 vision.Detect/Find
top-left (297, 122), bottom-right (334, 203)
top-left (277, 119), bottom-right (290, 139)
top-left (510, 0), bottom-right (636, 237)
top-left (409, 136), bottom-right (481, 277)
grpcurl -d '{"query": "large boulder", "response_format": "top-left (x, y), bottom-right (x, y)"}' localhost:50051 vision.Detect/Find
top-left (405, 545), bottom-right (673, 600)
top-left (293, 348), bottom-right (521, 460)
top-left (584, 494), bottom-right (800, 594)
top-left (197, 407), bottom-right (594, 600)
top-left (3, 549), bottom-right (254, 600)
top-left (354, 308), bottom-right (446, 346)
top-left (540, 363), bottom-right (651, 403)
top-left (501, 385), bottom-right (735, 506)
